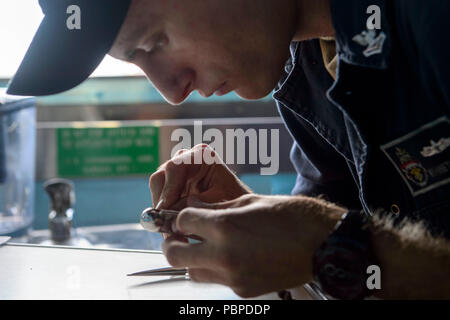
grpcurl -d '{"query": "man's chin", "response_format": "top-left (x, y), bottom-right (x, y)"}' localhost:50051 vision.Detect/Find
top-left (235, 86), bottom-right (273, 100)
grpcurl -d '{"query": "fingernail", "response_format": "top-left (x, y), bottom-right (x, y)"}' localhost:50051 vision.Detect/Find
top-left (155, 199), bottom-right (164, 209)
top-left (171, 220), bottom-right (178, 234)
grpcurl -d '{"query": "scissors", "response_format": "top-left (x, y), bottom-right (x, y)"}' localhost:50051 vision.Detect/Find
top-left (130, 206), bottom-right (190, 278)
top-left (127, 266), bottom-right (189, 278)
top-left (128, 266), bottom-right (327, 299)
top-left (135, 206), bottom-right (328, 300)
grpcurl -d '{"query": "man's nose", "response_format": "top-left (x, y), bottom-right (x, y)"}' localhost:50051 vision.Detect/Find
top-left (144, 67), bottom-right (196, 105)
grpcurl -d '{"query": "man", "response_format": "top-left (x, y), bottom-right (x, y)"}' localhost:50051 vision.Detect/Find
top-left (8, 0), bottom-right (450, 299)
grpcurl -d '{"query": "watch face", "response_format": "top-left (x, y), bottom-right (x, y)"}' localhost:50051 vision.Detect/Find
top-left (314, 244), bottom-right (371, 300)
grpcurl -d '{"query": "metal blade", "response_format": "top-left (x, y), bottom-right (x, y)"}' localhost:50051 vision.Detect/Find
top-left (127, 267), bottom-right (187, 277)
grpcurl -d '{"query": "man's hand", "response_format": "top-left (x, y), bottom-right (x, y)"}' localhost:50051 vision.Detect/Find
top-left (162, 194), bottom-right (346, 298)
top-left (149, 144), bottom-right (251, 210)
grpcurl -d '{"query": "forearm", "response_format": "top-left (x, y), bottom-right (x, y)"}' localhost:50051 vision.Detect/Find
top-left (370, 216), bottom-right (450, 299)
top-left (307, 202), bottom-right (450, 299)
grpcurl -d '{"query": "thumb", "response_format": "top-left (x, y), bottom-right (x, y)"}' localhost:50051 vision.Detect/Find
top-left (186, 194), bottom-right (241, 210)
top-left (159, 163), bottom-right (187, 208)
top-left (185, 195), bottom-right (211, 208)
top-left (174, 207), bottom-right (216, 238)
top-left (166, 195), bottom-right (222, 211)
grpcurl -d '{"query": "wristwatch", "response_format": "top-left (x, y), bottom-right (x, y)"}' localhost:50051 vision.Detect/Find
top-left (312, 210), bottom-right (377, 300)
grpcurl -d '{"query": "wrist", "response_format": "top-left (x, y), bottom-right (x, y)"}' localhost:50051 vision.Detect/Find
top-left (313, 211), bottom-right (378, 300)
top-left (305, 197), bottom-right (346, 252)
top-left (294, 196), bottom-right (346, 279)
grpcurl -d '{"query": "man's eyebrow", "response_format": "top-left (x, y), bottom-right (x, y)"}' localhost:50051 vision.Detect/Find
top-left (117, 23), bottom-right (150, 61)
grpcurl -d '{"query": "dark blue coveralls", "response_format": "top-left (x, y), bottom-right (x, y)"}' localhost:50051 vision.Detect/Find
top-left (273, 0), bottom-right (450, 238)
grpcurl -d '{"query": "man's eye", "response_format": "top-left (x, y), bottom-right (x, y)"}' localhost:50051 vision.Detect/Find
top-left (154, 40), bottom-right (165, 51)
top-left (144, 43), bottom-right (160, 55)
top-left (125, 49), bottom-right (137, 62)
top-left (146, 35), bottom-right (168, 54)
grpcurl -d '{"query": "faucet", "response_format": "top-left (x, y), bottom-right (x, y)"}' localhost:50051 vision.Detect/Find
top-left (44, 179), bottom-right (75, 243)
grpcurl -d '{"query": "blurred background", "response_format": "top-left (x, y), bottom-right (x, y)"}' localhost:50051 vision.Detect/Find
top-left (0, 0), bottom-right (296, 234)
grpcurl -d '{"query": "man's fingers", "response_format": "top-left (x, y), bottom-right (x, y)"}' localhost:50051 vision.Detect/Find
top-left (151, 144), bottom-right (229, 209)
top-left (188, 268), bottom-right (228, 286)
top-left (149, 170), bottom-right (165, 206)
top-left (169, 197), bottom-right (189, 211)
top-left (174, 207), bottom-right (219, 238)
top-left (162, 236), bottom-right (209, 268)
top-left (149, 149), bottom-right (191, 208)
top-left (185, 196), bottom-right (233, 209)
top-left (159, 161), bottom-right (189, 208)
top-left (175, 148), bottom-right (188, 156)
top-left (161, 233), bottom-right (188, 242)
top-left (185, 193), bottom-right (256, 210)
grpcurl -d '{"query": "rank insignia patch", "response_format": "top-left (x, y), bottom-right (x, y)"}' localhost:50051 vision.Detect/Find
top-left (381, 117), bottom-right (450, 196)
top-left (352, 29), bottom-right (386, 57)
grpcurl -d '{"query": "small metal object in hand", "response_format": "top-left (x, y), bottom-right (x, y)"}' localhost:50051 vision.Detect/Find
top-left (140, 207), bottom-right (179, 234)
top-left (127, 266), bottom-right (189, 277)
top-left (0, 236), bottom-right (11, 247)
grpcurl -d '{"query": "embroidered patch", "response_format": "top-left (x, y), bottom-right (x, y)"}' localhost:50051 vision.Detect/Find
top-left (380, 117), bottom-right (450, 197)
top-left (352, 30), bottom-right (386, 57)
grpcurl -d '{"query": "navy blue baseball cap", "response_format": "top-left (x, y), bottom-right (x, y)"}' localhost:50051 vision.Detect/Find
top-left (7, 0), bottom-right (132, 96)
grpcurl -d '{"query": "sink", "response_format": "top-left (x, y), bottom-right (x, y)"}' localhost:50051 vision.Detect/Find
top-left (11, 223), bottom-right (163, 251)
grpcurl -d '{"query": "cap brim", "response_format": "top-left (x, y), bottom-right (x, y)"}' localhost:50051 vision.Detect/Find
top-left (7, 0), bottom-right (131, 96)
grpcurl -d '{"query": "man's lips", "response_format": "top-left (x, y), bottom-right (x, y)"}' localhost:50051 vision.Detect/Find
top-left (182, 82), bottom-right (193, 101)
top-left (196, 82), bottom-right (233, 98)
top-left (214, 82), bottom-right (232, 96)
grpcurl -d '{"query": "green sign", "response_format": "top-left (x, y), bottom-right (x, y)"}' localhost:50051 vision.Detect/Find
top-left (57, 126), bottom-right (159, 178)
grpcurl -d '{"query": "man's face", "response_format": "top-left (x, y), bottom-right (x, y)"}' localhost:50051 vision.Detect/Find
top-left (109, 0), bottom-right (296, 105)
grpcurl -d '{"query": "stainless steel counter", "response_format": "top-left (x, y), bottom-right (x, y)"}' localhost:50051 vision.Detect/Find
top-left (0, 243), bottom-right (246, 299)
top-left (0, 240), bottom-right (312, 300)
